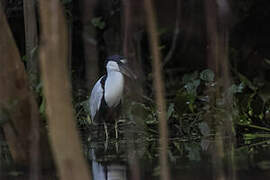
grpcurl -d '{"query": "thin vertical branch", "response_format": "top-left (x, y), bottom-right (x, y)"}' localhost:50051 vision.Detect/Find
top-left (122, 0), bottom-right (142, 69)
top-left (122, 0), bottom-right (144, 94)
top-left (163, 0), bottom-right (181, 66)
top-left (122, 1), bottom-right (143, 179)
top-left (205, 0), bottom-right (219, 74)
top-left (205, 0), bottom-right (235, 179)
top-left (122, 0), bottom-right (131, 57)
top-left (204, 0), bottom-right (225, 180)
top-left (143, 1), bottom-right (170, 180)
top-left (80, 0), bottom-right (99, 88)
top-left (39, 0), bottom-right (91, 180)
top-left (204, 1), bottom-right (225, 180)
top-left (217, 0), bottom-right (236, 179)
top-left (23, 0), bottom-right (39, 87)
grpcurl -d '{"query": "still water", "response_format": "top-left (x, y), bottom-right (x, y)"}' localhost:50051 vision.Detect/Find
top-left (1, 133), bottom-right (270, 179)
top-left (85, 135), bottom-right (270, 180)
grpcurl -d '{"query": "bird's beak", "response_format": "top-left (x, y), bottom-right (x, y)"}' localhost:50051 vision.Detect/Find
top-left (119, 63), bottom-right (137, 79)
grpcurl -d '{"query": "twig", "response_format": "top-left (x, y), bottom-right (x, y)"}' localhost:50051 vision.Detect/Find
top-left (237, 123), bottom-right (270, 132)
top-left (163, 0), bottom-right (181, 67)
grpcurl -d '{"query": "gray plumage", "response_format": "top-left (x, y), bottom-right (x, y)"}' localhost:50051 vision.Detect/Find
top-left (90, 77), bottom-right (104, 120)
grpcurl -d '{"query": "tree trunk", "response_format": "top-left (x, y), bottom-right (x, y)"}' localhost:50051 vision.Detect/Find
top-left (38, 0), bottom-right (91, 179)
top-left (0, 3), bottom-right (53, 170)
top-left (122, 0), bottom-right (144, 73)
top-left (79, 0), bottom-right (99, 89)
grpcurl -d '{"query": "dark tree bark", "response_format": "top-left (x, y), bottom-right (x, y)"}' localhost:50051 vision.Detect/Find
top-left (122, 0), bottom-right (144, 71)
top-left (79, 0), bottom-right (99, 88)
top-left (0, 3), bottom-right (52, 170)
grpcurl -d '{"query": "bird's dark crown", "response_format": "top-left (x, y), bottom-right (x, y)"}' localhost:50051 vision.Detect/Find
top-left (105, 55), bottom-right (125, 65)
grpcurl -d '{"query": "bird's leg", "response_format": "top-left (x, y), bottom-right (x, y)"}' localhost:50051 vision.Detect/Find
top-left (104, 122), bottom-right (109, 150)
top-left (115, 141), bottom-right (119, 153)
top-left (104, 137), bottom-right (108, 151)
top-left (104, 122), bottom-right (109, 141)
top-left (115, 120), bottom-right (118, 139)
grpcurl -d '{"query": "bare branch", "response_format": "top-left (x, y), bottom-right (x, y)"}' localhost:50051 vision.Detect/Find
top-left (39, 0), bottom-right (91, 179)
top-left (163, 0), bottom-right (181, 67)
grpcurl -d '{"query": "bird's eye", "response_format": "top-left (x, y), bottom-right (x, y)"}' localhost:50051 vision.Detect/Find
top-left (120, 59), bottom-right (127, 64)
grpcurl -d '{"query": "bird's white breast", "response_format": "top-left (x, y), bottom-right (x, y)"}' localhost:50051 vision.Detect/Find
top-left (104, 71), bottom-right (124, 107)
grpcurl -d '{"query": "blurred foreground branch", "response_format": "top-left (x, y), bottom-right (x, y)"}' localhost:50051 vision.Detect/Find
top-left (0, 2), bottom-right (52, 170)
top-left (143, 0), bottom-right (170, 180)
top-left (204, 0), bottom-right (235, 179)
top-left (38, 0), bottom-right (91, 180)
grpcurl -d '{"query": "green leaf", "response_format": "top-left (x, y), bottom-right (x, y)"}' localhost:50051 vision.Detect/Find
top-left (30, 46), bottom-right (38, 59)
top-left (182, 71), bottom-right (198, 84)
top-left (200, 69), bottom-right (215, 82)
top-left (264, 58), bottom-right (270, 66)
top-left (174, 90), bottom-right (190, 114)
top-left (184, 79), bottom-right (200, 96)
top-left (81, 100), bottom-right (90, 114)
top-left (185, 143), bottom-right (201, 161)
top-left (258, 82), bottom-right (270, 103)
top-left (22, 55), bottom-right (28, 62)
top-left (167, 103), bottom-right (175, 120)
top-left (228, 82), bottom-right (246, 94)
top-left (0, 108), bottom-right (10, 125)
top-left (198, 122), bottom-right (210, 136)
top-left (145, 118), bottom-right (158, 125)
top-left (257, 161), bottom-right (270, 170)
top-left (39, 97), bottom-right (46, 115)
top-left (237, 72), bottom-right (257, 91)
top-left (91, 17), bottom-right (106, 30)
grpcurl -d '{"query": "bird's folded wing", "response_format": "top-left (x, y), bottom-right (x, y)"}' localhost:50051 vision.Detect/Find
top-left (89, 77), bottom-right (104, 120)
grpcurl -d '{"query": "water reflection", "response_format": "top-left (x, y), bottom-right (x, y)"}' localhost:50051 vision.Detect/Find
top-left (91, 149), bottom-right (127, 180)
top-left (87, 136), bottom-right (270, 180)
